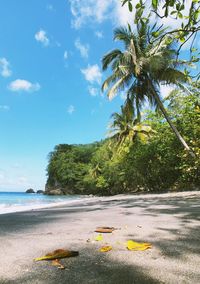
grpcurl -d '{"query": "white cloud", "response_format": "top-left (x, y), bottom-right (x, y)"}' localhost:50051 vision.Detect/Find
top-left (70, 0), bottom-right (194, 32)
top-left (70, 0), bottom-right (111, 29)
top-left (160, 84), bottom-right (175, 98)
top-left (75, 38), bottom-right (89, 58)
top-left (69, 0), bottom-right (134, 28)
top-left (113, 1), bottom-right (135, 26)
top-left (8, 79), bottom-right (41, 92)
top-left (0, 57), bottom-right (12, 77)
top-left (81, 64), bottom-right (102, 84)
top-left (35, 30), bottom-right (49, 46)
top-left (64, 50), bottom-right (68, 60)
top-left (67, 105), bottom-right (75, 114)
top-left (88, 86), bottom-right (98, 96)
top-left (95, 31), bottom-right (103, 38)
top-left (0, 105), bottom-right (10, 111)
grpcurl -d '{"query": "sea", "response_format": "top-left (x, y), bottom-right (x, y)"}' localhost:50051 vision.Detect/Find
top-left (0, 191), bottom-right (90, 215)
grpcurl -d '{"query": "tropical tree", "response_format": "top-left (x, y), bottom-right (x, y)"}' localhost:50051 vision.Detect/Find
top-left (102, 21), bottom-right (195, 157)
top-left (109, 97), bottom-right (154, 149)
top-left (122, 0), bottom-right (200, 57)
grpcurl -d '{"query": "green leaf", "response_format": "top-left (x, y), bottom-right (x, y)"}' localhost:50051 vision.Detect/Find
top-left (194, 11), bottom-right (200, 21)
top-left (152, 31), bottom-right (160, 38)
top-left (135, 3), bottom-right (141, 9)
top-left (122, 0), bottom-right (129, 7)
top-left (127, 23), bottom-right (132, 32)
top-left (170, 11), bottom-right (177, 15)
top-left (152, 0), bottom-right (158, 10)
top-left (178, 12), bottom-right (183, 19)
top-left (165, 37), bottom-right (173, 44)
top-left (165, 6), bottom-right (169, 17)
top-left (179, 37), bottom-right (185, 43)
top-left (169, 0), bottom-right (175, 7)
top-left (128, 1), bottom-right (133, 12)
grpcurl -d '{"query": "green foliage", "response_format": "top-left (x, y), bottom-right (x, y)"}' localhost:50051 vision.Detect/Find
top-left (46, 142), bottom-right (101, 194)
top-left (46, 91), bottom-right (200, 195)
top-left (122, 0), bottom-right (200, 39)
top-left (101, 21), bottom-right (196, 156)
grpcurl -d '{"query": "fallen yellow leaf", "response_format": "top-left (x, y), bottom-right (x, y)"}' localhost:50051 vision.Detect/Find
top-left (99, 246), bottom-right (112, 252)
top-left (126, 240), bottom-right (152, 251)
top-left (95, 234), bottom-right (103, 241)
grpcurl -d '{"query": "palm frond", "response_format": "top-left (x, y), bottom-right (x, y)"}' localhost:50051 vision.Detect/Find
top-left (102, 73), bottom-right (119, 92)
top-left (114, 27), bottom-right (131, 43)
top-left (158, 68), bottom-right (188, 84)
top-left (107, 76), bottom-right (127, 100)
top-left (102, 49), bottom-right (122, 71)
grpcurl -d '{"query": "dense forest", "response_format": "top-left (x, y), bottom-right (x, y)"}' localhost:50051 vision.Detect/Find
top-left (46, 1), bottom-right (200, 196)
top-left (46, 90), bottom-right (200, 195)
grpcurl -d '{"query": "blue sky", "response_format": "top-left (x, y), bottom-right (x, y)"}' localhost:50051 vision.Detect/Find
top-left (0, 0), bottom-right (198, 191)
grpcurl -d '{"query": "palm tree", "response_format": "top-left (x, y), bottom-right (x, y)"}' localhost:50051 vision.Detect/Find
top-left (109, 97), bottom-right (154, 149)
top-left (102, 22), bottom-right (195, 157)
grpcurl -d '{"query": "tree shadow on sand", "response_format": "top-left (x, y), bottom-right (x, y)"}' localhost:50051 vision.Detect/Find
top-left (0, 192), bottom-right (200, 283)
top-left (119, 193), bottom-right (200, 261)
top-left (1, 245), bottom-right (161, 284)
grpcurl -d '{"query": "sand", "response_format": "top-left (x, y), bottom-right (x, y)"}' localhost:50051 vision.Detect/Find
top-left (0, 191), bottom-right (200, 284)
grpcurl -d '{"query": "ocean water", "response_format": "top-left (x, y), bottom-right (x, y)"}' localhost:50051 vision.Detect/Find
top-left (0, 192), bottom-right (87, 215)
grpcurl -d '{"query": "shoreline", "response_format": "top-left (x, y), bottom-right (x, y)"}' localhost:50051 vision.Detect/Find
top-left (1, 190), bottom-right (200, 283)
top-left (0, 189), bottom-right (199, 216)
top-left (0, 194), bottom-right (96, 215)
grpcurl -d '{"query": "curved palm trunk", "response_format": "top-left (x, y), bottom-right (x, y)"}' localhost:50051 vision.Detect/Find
top-left (150, 83), bottom-right (195, 158)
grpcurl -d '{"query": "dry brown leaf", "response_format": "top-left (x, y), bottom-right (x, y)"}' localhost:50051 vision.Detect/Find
top-left (95, 227), bottom-right (117, 233)
top-left (34, 249), bottom-right (79, 261)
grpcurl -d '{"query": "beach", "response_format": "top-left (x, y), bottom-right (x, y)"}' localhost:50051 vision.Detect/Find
top-left (0, 191), bottom-right (200, 284)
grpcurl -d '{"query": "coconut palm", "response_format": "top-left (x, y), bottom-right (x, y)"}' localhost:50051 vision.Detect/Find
top-left (109, 96), bottom-right (154, 149)
top-left (102, 22), bottom-right (195, 157)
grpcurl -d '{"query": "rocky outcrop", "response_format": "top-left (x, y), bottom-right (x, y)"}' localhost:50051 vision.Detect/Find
top-left (46, 188), bottom-right (63, 195)
top-left (45, 183), bottom-right (76, 195)
top-left (36, 190), bottom-right (44, 194)
top-left (26, 188), bottom-right (35, 193)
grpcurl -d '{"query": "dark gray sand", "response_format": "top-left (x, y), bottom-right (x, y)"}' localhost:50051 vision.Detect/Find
top-left (0, 191), bottom-right (200, 284)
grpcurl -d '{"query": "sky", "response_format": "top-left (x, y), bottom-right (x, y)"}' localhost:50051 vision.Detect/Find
top-left (0, 0), bottom-right (198, 192)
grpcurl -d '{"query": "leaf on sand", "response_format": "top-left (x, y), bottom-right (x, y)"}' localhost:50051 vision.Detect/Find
top-left (34, 249), bottom-right (79, 261)
top-left (99, 246), bottom-right (112, 252)
top-left (95, 227), bottom-right (117, 233)
top-left (95, 234), bottom-right (103, 241)
top-left (126, 240), bottom-right (152, 251)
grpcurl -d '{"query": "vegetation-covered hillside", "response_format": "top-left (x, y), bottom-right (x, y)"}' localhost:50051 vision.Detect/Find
top-left (46, 6), bottom-right (200, 196)
top-left (46, 91), bottom-right (200, 196)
